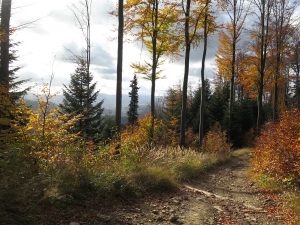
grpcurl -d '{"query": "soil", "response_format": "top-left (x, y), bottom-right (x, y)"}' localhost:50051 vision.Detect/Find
top-left (63, 154), bottom-right (285, 225)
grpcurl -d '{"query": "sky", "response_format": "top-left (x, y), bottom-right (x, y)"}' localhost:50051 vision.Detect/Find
top-left (10, 0), bottom-right (225, 97)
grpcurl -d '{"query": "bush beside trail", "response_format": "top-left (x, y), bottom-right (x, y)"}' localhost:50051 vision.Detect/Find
top-left (0, 100), bottom-right (232, 224)
top-left (251, 109), bottom-right (300, 187)
top-left (250, 109), bottom-right (300, 223)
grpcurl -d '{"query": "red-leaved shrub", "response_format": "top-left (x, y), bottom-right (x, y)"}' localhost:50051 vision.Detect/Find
top-left (251, 109), bottom-right (300, 185)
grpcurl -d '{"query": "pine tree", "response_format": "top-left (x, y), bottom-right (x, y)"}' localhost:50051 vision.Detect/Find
top-left (59, 59), bottom-right (104, 140)
top-left (127, 74), bottom-right (139, 126)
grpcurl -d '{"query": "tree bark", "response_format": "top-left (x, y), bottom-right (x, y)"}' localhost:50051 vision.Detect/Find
top-left (228, 0), bottom-right (237, 143)
top-left (0, 0), bottom-right (11, 94)
top-left (180, 0), bottom-right (191, 148)
top-left (199, 2), bottom-right (209, 145)
top-left (116, 0), bottom-right (124, 138)
top-left (150, 0), bottom-right (158, 143)
top-left (256, 0), bottom-right (271, 133)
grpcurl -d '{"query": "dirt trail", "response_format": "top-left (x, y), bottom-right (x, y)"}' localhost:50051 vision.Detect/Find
top-left (95, 154), bottom-right (284, 225)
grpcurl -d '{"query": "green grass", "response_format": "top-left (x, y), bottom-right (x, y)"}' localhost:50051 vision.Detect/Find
top-left (285, 191), bottom-right (300, 222)
top-left (0, 144), bottom-right (234, 224)
top-left (231, 148), bottom-right (251, 157)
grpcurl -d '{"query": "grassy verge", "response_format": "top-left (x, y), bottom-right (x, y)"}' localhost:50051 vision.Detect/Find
top-left (248, 172), bottom-right (300, 224)
top-left (0, 145), bottom-right (233, 224)
top-left (249, 156), bottom-right (300, 224)
top-left (231, 148), bottom-right (251, 157)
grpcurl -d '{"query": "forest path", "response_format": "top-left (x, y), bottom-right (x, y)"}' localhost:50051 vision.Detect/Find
top-left (92, 154), bottom-right (285, 225)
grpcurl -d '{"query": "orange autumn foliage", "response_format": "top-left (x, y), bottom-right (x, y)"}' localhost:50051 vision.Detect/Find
top-left (108, 113), bottom-right (198, 154)
top-left (1, 84), bottom-right (82, 171)
top-left (251, 109), bottom-right (300, 185)
top-left (119, 113), bottom-right (179, 149)
top-left (201, 123), bottom-right (231, 154)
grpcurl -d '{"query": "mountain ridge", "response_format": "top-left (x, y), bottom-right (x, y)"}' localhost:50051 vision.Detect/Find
top-left (24, 93), bottom-right (153, 122)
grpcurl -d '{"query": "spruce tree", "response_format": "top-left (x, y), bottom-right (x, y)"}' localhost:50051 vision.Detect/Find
top-left (127, 74), bottom-right (139, 125)
top-left (9, 41), bottom-right (30, 102)
top-left (59, 59), bottom-right (104, 140)
top-left (187, 80), bottom-right (211, 134)
top-left (208, 82), bottom-right (229, 127)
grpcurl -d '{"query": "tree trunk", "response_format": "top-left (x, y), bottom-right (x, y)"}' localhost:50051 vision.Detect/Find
top-left (150, 0), bottom-right (158, 143)
top-left (228, 0), bottom-right (237, 143)
top-left (0, 0), bottom-right (11, 94)
top-left (85, 0), bottom-right (91, 90)
top-left (256, 0), bottom-right (270, 133)
top-left (199, 3), bottom-right (208, 145)
top-left (273, 53), bottom-right (279, 122)
top-left (116, 0), bottom-right (124, 139)
top-left (180, 0), bottom-right (191, 148)
top-left (296, 62), bottom-right (300, 108)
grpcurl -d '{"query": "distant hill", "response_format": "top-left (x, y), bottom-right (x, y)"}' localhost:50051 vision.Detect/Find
top-left (24, 93), bottom-right (152, 122)
top-left (24, 99), bottom-right (57, 110)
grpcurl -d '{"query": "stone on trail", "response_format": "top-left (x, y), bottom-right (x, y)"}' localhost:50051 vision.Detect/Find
top-left (169, 214), bottom-right (179, 222)
top-left (97, 214), bottom-right (112, 222)
top-left (69, 222), bottom-right (80, 225)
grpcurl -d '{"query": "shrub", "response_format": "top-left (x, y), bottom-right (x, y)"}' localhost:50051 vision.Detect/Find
top-left (251, 109), bottom-right (300, 187)
top-left (201, 122), bottom-right (231, 155)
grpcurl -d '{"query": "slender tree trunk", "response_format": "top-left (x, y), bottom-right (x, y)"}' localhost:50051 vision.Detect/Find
top-left (199, 3), bottom-right (208, 145)
top-left (296, 41), bottom-right (300, 108)
top-left (273, 4), bottom-right (280, 122)
top-left (296, 63), bottom-right (300, 108)
top-left (180, 0), bottom-right (191, 148)
top-left (257, 0), bottom-right (270, 133)
top-left (257, 73), bottom-right (264, 132)
top-left (228, 0), bottom-right (237, 143)
top-left (0, 0), bottom-right (11, 94)
top-left (150, 0), bottom-right (158, 143)
top-left (273, 52), bottom-right (279, 121)
top-left (116, 0), bottom-right (124, 138)
top-left (0, 0), bottom-right (12, 134)
top-left (69, 0), bottom-right (92, 138)
top-left (85, 0), bottom-right (91, 89)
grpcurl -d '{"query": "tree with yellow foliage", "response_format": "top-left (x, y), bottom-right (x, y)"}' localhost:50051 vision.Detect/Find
top-left (177, 0), bottom-right (208, 147)
top-left (249, 0), bottom-right (274, 132)
top-left (199, 0), bottom-right (216, 145)
top-left (269, 0), bottom-right (297, 121)
top-left (112, 0), bottom-right (181, 142)
top-left (216, 0), bottom-right (248, 142)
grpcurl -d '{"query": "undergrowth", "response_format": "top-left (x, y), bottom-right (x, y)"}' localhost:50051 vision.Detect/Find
top-left (0, 96), bottom-right (233, 224)
top-left (249, 109), bottom-right (300, 223)
top-left (0, 144), bottom-right (232, 224)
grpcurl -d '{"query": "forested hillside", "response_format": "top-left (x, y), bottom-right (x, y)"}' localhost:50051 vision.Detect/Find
top-left (1, 0), bottom-right (300, 223)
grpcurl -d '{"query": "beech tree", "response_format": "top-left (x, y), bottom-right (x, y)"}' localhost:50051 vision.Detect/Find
top-left (114, 0), bottom-right (181, 142)
top-left (199, 0), bottom-right (215, 144)
top-left (250, 0), bottom-right (273, 133)
top-left (216, 0), bottom-right (248, 142)
top-left (290, 29), bottom-right (300, 107)
top-left (178, 0), bottom-right (205, 147)
top-left (116, 0), bottom-right (124, 139)
top-left (269, 0), bottom-right (297, 121)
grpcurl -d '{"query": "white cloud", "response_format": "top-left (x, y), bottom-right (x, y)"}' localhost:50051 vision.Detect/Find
top-left (10, 0), bottom-right (219, 100)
